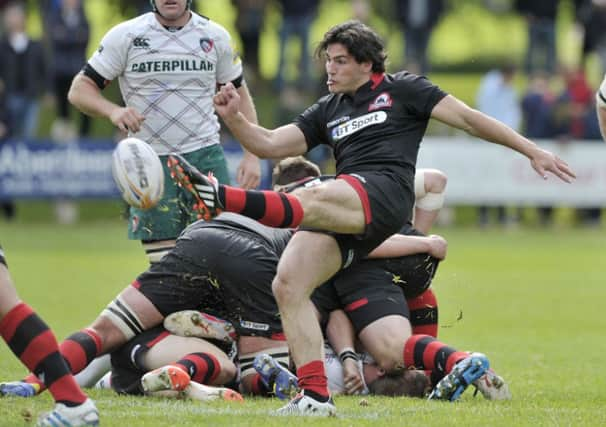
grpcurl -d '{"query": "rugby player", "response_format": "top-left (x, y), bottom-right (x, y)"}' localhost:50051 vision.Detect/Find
top-left (68, 0), bottom-right (260, 263)
top-left (169, 20), bottom-right (575, 415)
top-left (0, 246), bottom-right (99, 426)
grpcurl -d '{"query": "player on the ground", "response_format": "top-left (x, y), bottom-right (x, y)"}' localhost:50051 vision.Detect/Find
top-left (168, 19), bottom-right (574, 415)
top-left (0, 246), bottom-right (99, 426)
top-left (68, 0), bottom-right (261, 263)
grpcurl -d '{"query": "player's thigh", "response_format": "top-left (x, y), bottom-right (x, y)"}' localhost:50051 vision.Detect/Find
top-left (358, 315), bottom-right (412, 372)
top-left (274, 231), bottom-right (342, 299)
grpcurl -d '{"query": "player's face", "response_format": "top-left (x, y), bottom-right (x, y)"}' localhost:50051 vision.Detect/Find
top-left (325, 43), bottom-right (373, 95)
top-left (154, 0), bottom-right (190, 25)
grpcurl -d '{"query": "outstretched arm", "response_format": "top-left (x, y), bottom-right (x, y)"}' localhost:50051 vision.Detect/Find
top-left (431, 95), bottom-right (576, 183)
top-left (213, 83), bottom-right (308, 158)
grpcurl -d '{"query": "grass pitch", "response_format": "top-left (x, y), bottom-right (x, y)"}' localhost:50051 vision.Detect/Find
top-left (0, 220), bottom-right (604, 426)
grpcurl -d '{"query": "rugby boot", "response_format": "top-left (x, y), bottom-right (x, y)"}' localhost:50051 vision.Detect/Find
top-left (37, 398), bottom-right (99, 426)
top-left (163, 310), bottom-right (237, 343)
top-left (167, 154), bottom-right (222, 220)
top-left (184, 381), bottom-right (244, 403)
top-left (473, 368), bottom-right (511, 400)
top-left (428, 352), bottom-right (490, 401)
top-left (141, 365), bottom-right (191, 393)
top-left (0, 381), bottom-right (39, 397)
top-left (253, 353), bottom-right (299, 400)
top-left (275, 391), bottom-right (336, 416)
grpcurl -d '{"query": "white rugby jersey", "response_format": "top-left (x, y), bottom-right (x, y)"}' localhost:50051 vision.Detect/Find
top-left (88, 12), bottom-right (242, 155)
top-left (324, 343), bottom-right (370, 395)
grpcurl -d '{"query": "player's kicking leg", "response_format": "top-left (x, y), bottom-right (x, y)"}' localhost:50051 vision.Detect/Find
top-left (0, 248), bottom-right (99, 426)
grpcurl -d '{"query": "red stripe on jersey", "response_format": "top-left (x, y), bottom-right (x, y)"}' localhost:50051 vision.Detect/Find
top-left (338, 174), bottom-right (372, 224)
top-left (344, 297), bottom-right (368, 312)
top-left (260, 191), bottom-right (285, 226)
top-left (0, 303), bottom-right (32, 342)
top-left (225, 187), bottom-right (247, 213)
top-left (370, 72), bottom-right (385, 89)
top-left (270, 332), bottom-right (287, 341)
top-left (20, 330), bottom-right (56, 369)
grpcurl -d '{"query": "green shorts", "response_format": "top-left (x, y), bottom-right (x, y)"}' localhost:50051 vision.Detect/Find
top-left (127, 145), bottom-right (230, 241)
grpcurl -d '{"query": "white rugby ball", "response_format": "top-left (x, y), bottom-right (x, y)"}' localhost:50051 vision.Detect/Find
top-left (112, 137), bottom-right (164, 210)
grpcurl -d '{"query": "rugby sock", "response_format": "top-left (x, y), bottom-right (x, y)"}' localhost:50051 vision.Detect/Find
top-left (296, 360), bottom-right (329, 401)
top-left (0, 303), bottom-right (87, 406)
top-left (218, 186), bottom-right (304, 228)
top-left (172, 352), bottom-right (220, 385)
top-left (407, 288), bottom-right (439, 337)
top-left (250, 373), bottom-right (272, 396)
top-left (403, 334), bottom-right (468, 381)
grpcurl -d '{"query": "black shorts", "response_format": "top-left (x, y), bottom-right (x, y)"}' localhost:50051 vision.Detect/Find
top-left (332, 172), bottom-right (410, 269)
top-left (369, 254), bottom-right (440, 299)
top-left (312, 261), bottom-right (409, 333)
top-left (135, 226), bottom-right (282, 338)
top-left (110, 326), bottom-right (171, 395)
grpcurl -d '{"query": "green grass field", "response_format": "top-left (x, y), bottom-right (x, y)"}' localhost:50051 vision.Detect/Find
top-left (0, 220), bottom-right (604, 426)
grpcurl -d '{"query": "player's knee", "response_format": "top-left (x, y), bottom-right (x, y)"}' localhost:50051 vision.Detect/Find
top-left (89, 316), bottom-right (127, 353)
top-left (272, 276), bottom-right (302, 306)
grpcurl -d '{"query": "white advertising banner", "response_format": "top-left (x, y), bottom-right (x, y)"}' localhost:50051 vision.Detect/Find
top-left (417, 138), bottom-right (606, 206)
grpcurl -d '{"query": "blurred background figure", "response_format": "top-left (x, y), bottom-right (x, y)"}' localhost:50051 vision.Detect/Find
top-left (0, 82), bottom-right (13, 221)
top-left (0, 1), bottom-right (48, 141)
top-left (395, 0), bottom-right (444, 75)
top-left (475, 62), bottom-right (522, 227)
top-left (273, 0), bottom-right (319, 91)
top-left (48, 0), bottom-right (90, 141)
top-left (351, 0), bottom-right (370, 23)
top-left (232, 0), bottom-right (267, 88)
top-left (514, 0), bottom-right (560, 76)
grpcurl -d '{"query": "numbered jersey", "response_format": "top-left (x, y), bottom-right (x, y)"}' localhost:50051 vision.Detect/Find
top-left (88, 12), bottom-right (242, 154)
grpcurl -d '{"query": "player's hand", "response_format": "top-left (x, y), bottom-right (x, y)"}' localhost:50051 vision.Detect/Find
top-left (109, 106), bottom-right (145, 134)
top-left (427, 235), bottom-right (447, 260)
top-left (529, 147), bottom-right (576, 183)
top-left (213, 83), bottom-right (241, 119)
top-left (237, 152), bottom-right (261, 189)
top-left (342, 359), bottom-right (365, 395)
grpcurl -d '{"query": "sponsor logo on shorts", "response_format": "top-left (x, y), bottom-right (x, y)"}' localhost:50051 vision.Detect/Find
top-left (240, 320), bottom-right (269, 331)
top-left (368, 92), bottom-right (393, 111)
top-left (331, 111), bottom-right (387, 141)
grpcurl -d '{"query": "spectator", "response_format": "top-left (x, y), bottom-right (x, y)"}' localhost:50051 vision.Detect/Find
top-left (575, 0), bottom-right (606, 73)
top-left (48, 0), bottom-right (90, 141)
top-left (475, 63), bottom-right (522, 227)
top-left (0, 2), bottom-right (48, 140)
top-left (274, 0), bottom-right (319, 91)
top-left (521, 73), bottom-right (559, 226)
top-left (395, 0), bottom-right (444, 75)
top-left (514, 0), bottom-right (560, 76)
top-left (232, 0), bottom-right (267, 87)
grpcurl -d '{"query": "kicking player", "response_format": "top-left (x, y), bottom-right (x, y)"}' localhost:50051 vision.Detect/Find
top-left (68, 0), bottom-right (260, 263)
top-left (169, 19), bottom-right (575, 415)
top-left (0, 246), bottom-right (99, 426)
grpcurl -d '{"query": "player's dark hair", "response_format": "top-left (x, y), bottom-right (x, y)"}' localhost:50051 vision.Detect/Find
top-left (316, 20), bottom-right (387, 73)
top-left (367, 369), bottom-right (431, 397)
top-left (272, 156), bottom-right (321, 187)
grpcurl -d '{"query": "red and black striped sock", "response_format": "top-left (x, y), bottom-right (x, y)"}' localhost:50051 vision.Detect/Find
top-left (250, 373), bottom-right (272, 396)
top-left (296, 360), bottom-right (329, 401)
top-left (403, 334), bottom-right (468, 381)
top-left (172, 352), bottom-right (220, 385)
top-left (0, 303), bottom-right (87, 406)
top-left (218, 186), bottom-right (304, 228)
top-left (407, 288), bottom-right (439, 337)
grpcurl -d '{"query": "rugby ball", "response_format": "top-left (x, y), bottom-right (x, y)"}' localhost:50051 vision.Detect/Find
top-left (112, 137), bottom-right (164, 210)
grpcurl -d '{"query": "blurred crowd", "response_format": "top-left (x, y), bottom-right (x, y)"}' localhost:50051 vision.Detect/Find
top-left (0, 0), bottom-right (604, 226)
